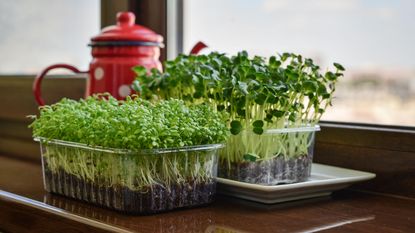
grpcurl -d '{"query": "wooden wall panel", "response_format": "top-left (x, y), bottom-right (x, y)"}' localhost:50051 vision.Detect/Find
top-left (0, 119), bottom-right (32, 140)
top-left (0, 76), bottom-right (85, 161)
top-left (0, 137), bottom-right (40, 163)
top-left (0, 76), bottom-right (85, 121)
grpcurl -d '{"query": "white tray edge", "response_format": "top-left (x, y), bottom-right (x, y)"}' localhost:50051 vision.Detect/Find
top-left (217, 163), bottom-right (376, 192)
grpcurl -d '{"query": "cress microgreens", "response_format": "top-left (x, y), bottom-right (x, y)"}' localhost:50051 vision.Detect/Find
top-left (30, 95), bottom-right (227, 190)
top-left (30, 95), bottom-right (228, 149)
top-left (132, 51), bottom-right (344, 163)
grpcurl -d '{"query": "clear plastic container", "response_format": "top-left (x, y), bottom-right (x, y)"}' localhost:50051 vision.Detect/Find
top-left (218, 125), bottom-right (320, 185)
top-left (35, 138), bottom-right (223, 214)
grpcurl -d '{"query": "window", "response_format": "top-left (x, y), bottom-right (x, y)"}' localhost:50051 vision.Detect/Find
top-left (0, 0), bottom-right (100, 74)
top-left (183, 0), bottom-right (415, 127)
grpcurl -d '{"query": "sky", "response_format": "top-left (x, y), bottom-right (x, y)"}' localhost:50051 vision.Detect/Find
top-left (184, 0), bottom-right (415, 70)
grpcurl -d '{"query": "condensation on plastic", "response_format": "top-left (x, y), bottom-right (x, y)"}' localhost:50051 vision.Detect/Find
top-left (219, 125), bottom-right (320, 185)
top-left (35, 138), bottom-right (222, 214)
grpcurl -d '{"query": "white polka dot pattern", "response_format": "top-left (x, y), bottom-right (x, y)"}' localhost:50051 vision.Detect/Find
top-left (94, 67), bottom-right (104, 80)
top-left (118, 85), bottom-right (131, 97)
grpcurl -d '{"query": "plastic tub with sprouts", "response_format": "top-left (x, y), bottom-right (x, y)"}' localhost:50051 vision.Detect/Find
top-left (37, 137), bottom-right (223, 214)
top-left (218, 125), bottom-right (319, 185)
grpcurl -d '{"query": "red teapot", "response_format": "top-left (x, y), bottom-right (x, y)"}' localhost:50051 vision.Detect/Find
top-left (33, 12), bottom-right (164, 106)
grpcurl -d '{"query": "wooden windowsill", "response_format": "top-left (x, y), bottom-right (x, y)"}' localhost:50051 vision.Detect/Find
top-left (0, 155), bottom-right (414, 233)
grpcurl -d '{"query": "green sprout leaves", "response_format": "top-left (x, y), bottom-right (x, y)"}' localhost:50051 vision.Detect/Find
top-left (131, 51), bottom-right (344, 161)
top-left (252, 120), bottom-right (264, 135)
top-left (252, 127), bottom-right (264, 135)
top-left (252, 120), bottom-right (264, 128)
top-left (132, 66), bottom-right (147, 77)
top-left (30, 95), bottom-right (229, 149)
top-left (132, 51), bottom-right (344, 135)
top-left (237, 81), bottom-right (249, 95)
top-left (230, 120), bottom-right (242, 135)
top-left (333, 62), bottom-right (345, 71)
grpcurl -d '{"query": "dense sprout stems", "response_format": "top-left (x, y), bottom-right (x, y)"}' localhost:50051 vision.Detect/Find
top-left (43, 144), bottom-right (219, 190)
top-left (133, 52), bottom-right (343, 163)
top-left (32, 96), bottom-right (226, 190)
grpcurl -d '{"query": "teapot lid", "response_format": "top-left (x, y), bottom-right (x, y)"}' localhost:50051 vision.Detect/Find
top-left (90, 12), bottom-right (163, 46)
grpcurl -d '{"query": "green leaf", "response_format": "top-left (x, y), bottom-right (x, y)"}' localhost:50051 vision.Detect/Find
top-left (281, 52), bottom-right (290, 61)
top-left (230, 127), bottom-right (241, 135)
top-left (237, 81), bottom-right (248, 95)
top-left (322, 93), bottom-right (331, 99)
top-left (236, 97), bottom-right (246, 108)
top-left (307, 93), bottom-right (314, 100)
top-left (237, 108), bottom-right (246, 117)
top-left (131, 80), bottom-right (142, 92)
top-left (286, 70), bottom-right (299, 79)
top-left (252, 120), bottom-right (264, 128)
top-left (230, 120), bottom-right (242, 129)
top-left (217, 105), bottom-right (225, 111)
top-left (266, 95), bottom-right (278, 104)
top-left (254, 93), bottom-right (267, 105)
top-left (305, 58), bottom-right (314, 67)
top-left (303, 81), bottom-right (318, 93)
top-left (333, 62), bottom-right (345, 71)
top-left (288, 113), bottom-right (296, 122)
top-left (269, 56), bottom-right (281, 68)
top-left (325, 72), bottom-right (337, 81)
top-left (317, 84), bottom-right (327, 95)
top-left (193, 91), bottom-right (203, 99)
top-left (253, 127), bottom-right (264, 135)
top-left (230, 120), bottom-right (242, 135)
top-left (132, 66), bottom-right (147, 76)
top-left (243, 153), bottom-right (259, 162)
top-left (271, 110), bottom-right (285, 118)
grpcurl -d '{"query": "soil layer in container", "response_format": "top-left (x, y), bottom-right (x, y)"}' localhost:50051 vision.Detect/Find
top-left (43, 168), bottom-right (216, 214)
top-left (218, 155), bottom-right (312, 185)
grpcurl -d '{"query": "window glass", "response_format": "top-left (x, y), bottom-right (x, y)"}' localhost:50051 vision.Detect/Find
top-left (184, 0), bottom-right (415, 126)
top-left (0, 0), bottom-right (100, 74)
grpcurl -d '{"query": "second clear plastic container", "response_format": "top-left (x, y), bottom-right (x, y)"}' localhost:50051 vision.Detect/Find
top-left (218, 125), bottom-right (320, 185)
top-left (35, 138), bottom-right (222, 214)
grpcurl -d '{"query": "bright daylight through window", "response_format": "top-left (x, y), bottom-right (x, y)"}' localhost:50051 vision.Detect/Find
top-left (184, 0), bottom-right (415, 126)
top-left (0, 0), bottom-right (100, 74)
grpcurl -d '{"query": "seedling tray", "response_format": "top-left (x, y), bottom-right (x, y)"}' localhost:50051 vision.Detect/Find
top-left (36, 138), bottom-right (222, 214)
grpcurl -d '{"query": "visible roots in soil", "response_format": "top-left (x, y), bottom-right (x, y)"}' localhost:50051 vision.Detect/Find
top-left (218, 155), bottom-right (312, 185)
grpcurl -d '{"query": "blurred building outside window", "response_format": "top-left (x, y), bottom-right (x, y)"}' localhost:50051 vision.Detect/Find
top-left (1, 0), bottom-right (414, 127)
top-left (183, 0), bottom-right (415, 127)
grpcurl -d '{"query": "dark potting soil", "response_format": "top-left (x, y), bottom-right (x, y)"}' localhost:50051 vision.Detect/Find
top-left (218, 155), bottom-right (312, 185)
top-left (42, 167), bottom-right (216, 214)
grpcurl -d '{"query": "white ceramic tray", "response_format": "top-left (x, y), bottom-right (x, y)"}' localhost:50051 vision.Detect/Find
top-left (217, 163), bottom-right (376, 204)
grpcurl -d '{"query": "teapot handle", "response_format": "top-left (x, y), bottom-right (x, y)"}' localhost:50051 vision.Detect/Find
top-left (190, 41), bottom-right (208, 54)
top-left (33, 64), bottom-right (86, 106)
